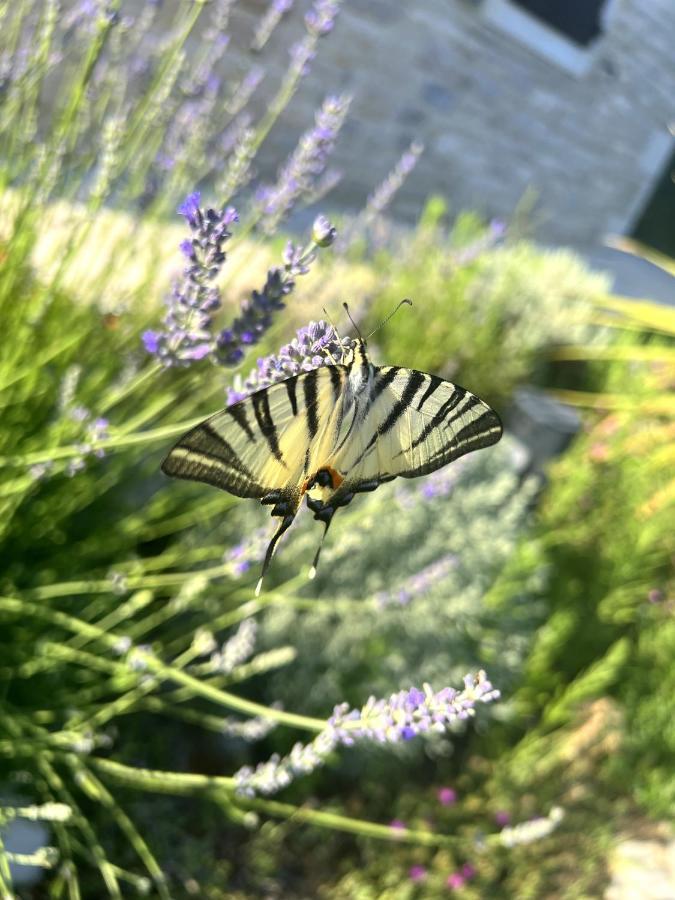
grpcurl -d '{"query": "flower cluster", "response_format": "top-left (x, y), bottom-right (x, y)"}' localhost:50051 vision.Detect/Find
top-left (224, 526), bottom-right (272, 575)
top-left (498, 806), bottom-right (564, 847)
top-left (234, 671), bottom-right (499, 796)
top-left (61, 407), bottom-right (110, 477)
top-left (215, 218), bottom-right (338, 369)
top-left (3, 803), bottom-right (72, 824)
top-left (226, 318), bottom-right (353, 405)
top-left (447, 864), bottom-right (477, 890)
top-left (255, 94), bottom-right (350, 232)
top-left (208, 618), bottom-right (258, 674)
top-left (221, 714), bottom-right (278, 742)
top-left (251, 0), bottom-right (294, 52)
top-left (142, 192), bottom-right (237, 366)
top-left (396, 457), bottom-right (469, 509)
top-left (304, 0), bottom-right (340, 36)
top-left (374, 553), bottom-right (458, 608)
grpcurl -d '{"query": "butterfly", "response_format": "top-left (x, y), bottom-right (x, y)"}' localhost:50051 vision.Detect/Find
top-left (161, 332), bottom-right (502, 595)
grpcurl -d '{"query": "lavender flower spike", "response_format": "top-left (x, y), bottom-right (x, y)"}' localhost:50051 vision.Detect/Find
top-left (256, 94), bottom-right (351, 232)
top-left (215, 217), bottom-right (339, 367)
top-left (305, 0), bottom-right (340, 36)
top-left (234, 671), bottom-right (499, 796)
top-left (143, 192), bottom-right (238, 367)
top-left (365, 140), bottom-right (424, 222)
top-left (226, 318), bottom-right (354, 405)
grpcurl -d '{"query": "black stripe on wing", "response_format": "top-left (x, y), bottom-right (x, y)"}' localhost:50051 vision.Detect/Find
top-left (161, 422), bottom-right (267, 498)
top-left (401, 395), bottom-right (502, 477)
top-left (252, 390), bottom-right (286, 465)
top-left (358, 369), bottom-right (426, 459)
top-left (303, 369), bottom-right (320, 439)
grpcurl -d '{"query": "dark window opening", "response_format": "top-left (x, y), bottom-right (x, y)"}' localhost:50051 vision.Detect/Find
top-left (632, 149), bottom-right (675, 259)
top-left (510, 0), bottom-right (608, 47)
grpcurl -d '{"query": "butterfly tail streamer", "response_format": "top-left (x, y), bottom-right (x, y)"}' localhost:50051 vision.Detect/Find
top-left (307, 509), bottom-right (336, 581)
top-left (256, 510), bottom-right (297, 596)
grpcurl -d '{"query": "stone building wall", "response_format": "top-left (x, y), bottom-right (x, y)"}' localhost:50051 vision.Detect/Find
top-left (208, 0), bottom-right (675, 245)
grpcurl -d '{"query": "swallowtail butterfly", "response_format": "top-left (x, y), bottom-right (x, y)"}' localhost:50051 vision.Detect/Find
top-left (162, 333), bottom-right (502, 594)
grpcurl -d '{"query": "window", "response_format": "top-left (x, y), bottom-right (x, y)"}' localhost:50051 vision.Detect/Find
top-left (509, 0), bottom-right (608, 48)
top-left (482, 0), bottom-right (617, 76)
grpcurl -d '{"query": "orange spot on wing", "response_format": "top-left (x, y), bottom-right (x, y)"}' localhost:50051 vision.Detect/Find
top-left (327, 466), bottom-right (344, 488)
top-left (300, 465), bottom-right (344, 494)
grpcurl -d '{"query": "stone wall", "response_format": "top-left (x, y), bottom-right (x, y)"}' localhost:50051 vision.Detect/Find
top-left (155, 0), bottom-right (675, 243)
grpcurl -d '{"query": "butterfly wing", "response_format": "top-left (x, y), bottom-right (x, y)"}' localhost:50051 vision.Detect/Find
top-left (161, 365), bottom-right (349, 501)
top-left (332, 366), bottom-right (502, 492)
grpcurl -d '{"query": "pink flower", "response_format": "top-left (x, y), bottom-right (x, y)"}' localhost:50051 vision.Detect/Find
top-left (409, 865), bottom-right (427, 883)
top-left (447, 872), bottom-right (465, 889)
top-left (495, 810), bottom-right (511, 826)
top-left (437, 787), bottom-right (457, 806)
top-left (461, 863), bottom-right (476, 879)
top-left (389, 819), bottom-right (406, 831)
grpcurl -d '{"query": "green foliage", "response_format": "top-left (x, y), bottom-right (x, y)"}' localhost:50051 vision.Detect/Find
top-left (2, 5), bottom-right (672, 887)
top-left (367, 204), bottom-right (610, 404)
top-left (255, 439), bottom-right (543, 715)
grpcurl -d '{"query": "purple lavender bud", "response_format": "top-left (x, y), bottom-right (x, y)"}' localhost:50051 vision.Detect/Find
top-left (311, 214), bottom-right (336, 247)
top-left (304, 0), bottom-right (340, 36)
top-left (180, 239), bottom-right (195, 260)
top-left (177, 191), bottom-right (202, 227)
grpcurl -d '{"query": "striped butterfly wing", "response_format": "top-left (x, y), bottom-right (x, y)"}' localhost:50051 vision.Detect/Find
top-left (333, 366), bottom-right (502, 491)
top-left (161, 365), bottom-right (349, 500)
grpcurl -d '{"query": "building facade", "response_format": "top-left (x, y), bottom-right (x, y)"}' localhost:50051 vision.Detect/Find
top-left (223, 0), bottom-right (675, 248)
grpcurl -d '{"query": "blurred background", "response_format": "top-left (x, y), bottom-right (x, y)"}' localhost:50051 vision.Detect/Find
top-left (1, 1), bottom-right (674, 897)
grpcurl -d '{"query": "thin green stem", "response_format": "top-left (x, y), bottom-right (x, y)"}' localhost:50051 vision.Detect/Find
top-left (0, 416), bottom-right (204, 468)
top-left (0, 830), bottom-right (13, 900)
top-left (92, 759), bottom-right (478, 849)
top-left (0, 597), bottom-right (324, 732)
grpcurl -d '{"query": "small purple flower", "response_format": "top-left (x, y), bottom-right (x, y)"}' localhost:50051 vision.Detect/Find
top-left (142, 330), bottom-right (160, 354)
top-left (648, 588), bottom-right (664, 604)
top-left (312, 214), bottom-right (337, 247)
top-left (389, 819), bottom-right (406, 831)
top-left (304, 0), bottom-right (340, 36)
top-left (177, 191), bottom-right (201, 227)
top-left (375, 554), bottom-right (457, 608)
top-left (461, 864), bottom-right (476, 880)
top-left (409, 865), bottom-right (427, 883)
top-left (437, 786), bottom-right (457, 806)
top-left (494, 810), bottom-right (511, 826)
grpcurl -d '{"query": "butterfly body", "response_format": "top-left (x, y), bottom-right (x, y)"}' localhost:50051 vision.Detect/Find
top-left (161, 337), bottom-right (502, 592)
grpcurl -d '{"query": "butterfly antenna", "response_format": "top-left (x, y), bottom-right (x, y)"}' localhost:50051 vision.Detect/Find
top-left (255, 513), bottom-right (295, 597)
top-left (366, 298), bottom-right (412, 340)
top-left (342, 302), bottom-right (363, 341)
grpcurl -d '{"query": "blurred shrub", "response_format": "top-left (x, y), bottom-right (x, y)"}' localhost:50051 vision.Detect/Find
top-left (366, 203), bottom-right (610, 404)
top-left (255, 437), bottom-right (544, 716)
